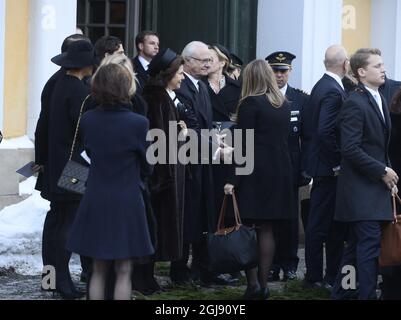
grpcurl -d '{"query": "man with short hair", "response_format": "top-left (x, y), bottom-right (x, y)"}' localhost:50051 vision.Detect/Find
top-left (94, 36), bottom-right (124, 62)
top-left (266, 51), bottom-right (310, 282)
top-left (332, 48), bottom-right (398, 300)
top-left (132, 31), bottom-right (159, 89)
top-left (303, 45), bottom-right (349, 290)
top-left (171, 41), bottom-right (232, 286)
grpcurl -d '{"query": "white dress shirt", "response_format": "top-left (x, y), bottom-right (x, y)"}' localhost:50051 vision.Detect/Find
top-left (184, 72), bottom-right (199, 91)
top-left (280, 84), bottom-right (288, 96)
top-left (365, 86), bottom-right (385, 120)
top-left (138, 55), bottom-right (150, 71)
top-left (166, 88), bottom-right (181, 107)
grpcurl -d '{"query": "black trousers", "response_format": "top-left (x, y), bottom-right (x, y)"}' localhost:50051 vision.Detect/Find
top-left (271, 184), bottom-right (300, 273)
top-left (42, 203), bottom-right (58, 268)
top-left (52, 201), bottom-right (80, 286)
top-left (332, 221), bottom-right (381, 300)
top-left (305, 177), bottom-right (346, 284)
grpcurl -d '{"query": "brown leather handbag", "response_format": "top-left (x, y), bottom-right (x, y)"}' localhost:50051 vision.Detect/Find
top-left (207, 191), bottom-right (258, 273)
top-left (379, 194), bottom-right (401, 267)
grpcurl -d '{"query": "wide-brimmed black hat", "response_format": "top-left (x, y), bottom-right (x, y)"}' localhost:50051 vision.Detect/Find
top-left (265, 51), bottom-right (296, 70)
top-left (230, 53), bottom-right (243, 67)
top-left (211, 44), bottom-right (231, 62)
top-left (148, 48), bottom-right (178, 76)
top-left (51, 40), bottom-right (96, 69)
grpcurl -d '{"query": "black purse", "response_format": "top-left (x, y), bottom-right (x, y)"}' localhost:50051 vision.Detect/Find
top-left (57, 96), bottom-right (90, 195)
top-left (207, 191), bottom-right (258, 273)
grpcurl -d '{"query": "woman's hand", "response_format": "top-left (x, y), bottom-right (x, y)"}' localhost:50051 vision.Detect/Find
top-left (224, 183), bottom-right (234, 195)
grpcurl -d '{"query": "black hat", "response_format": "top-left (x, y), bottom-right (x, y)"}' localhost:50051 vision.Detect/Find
top-left (230, 53), bottom-right (243, 67)
top-left (211, 44), bottom-right (231, 62)
top-left (51, 40), bottom-right (96, 69)
top-left (148, 48), bottom-right (178, 76)
top-left (265, 51), bottom-right (296, 70)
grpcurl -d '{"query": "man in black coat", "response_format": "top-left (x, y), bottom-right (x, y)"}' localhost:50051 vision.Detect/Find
top-left (303, 45), bottom-right (349, 289)
top-left (265, 51), bottom-right (310, 282)
top-left (331, 48), bottom-right (398, 300)
top-left (132, 31), bottom-right (159, 91)
top-left (34, 34), bottom-right (91, 290)
top-left (172, 41), bottom-right (231, 286)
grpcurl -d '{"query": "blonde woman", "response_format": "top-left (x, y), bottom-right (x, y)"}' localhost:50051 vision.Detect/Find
top-left (224, 60), bottom-right (294, 299)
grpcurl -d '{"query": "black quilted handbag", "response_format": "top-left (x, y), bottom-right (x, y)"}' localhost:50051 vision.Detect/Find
top-left (57, 96), bottom-right (90, 195)
top-left (207, 191), bottom-right (258, 273)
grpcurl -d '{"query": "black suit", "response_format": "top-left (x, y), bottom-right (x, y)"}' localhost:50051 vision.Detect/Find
top-left (332, 84), bottom-right (393, 299)
top-left (132, 56), bottom-right (149, 92)
top-left (304, 74), bottom-right (347, 285)
top-left (272, 85), bottom-right (310, 276)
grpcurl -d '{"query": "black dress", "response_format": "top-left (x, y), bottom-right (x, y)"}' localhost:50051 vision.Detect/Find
top-left (142, 85), bottom-right (186, 261)
top-left (228, 95), bottom-right (293, 223)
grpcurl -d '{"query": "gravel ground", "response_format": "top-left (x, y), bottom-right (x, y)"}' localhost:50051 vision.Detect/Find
top-left (0, 249), bottom-right (307, 300)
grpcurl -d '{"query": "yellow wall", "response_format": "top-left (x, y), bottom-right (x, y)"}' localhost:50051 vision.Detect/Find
top-left (342, 0), bottom-right (371, 55)
top-left (3, 0), bottom-right (29, 138)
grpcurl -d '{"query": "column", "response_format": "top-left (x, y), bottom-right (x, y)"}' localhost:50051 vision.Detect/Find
top-left (26, 0), bottom-right (77, 139)
top-left (371, 0), bottom-right (401, 80)
top-left (257, 0), bottom-right (343, 92)
top-left (0, 0), bottom-right (5, 133)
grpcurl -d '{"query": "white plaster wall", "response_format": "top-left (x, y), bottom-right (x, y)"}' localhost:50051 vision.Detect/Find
top-left (0, 0), bottom-right (6, 132)
top-left (257, 0), bottom-right (343, 92)
top-left (371, 0), bottom-right (401, 80)
top-left (26, 0), bottom-right (77, 139)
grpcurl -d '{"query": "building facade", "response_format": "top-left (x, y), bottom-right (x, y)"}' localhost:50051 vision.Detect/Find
top-left (0, 0), bottom-right (401, 204)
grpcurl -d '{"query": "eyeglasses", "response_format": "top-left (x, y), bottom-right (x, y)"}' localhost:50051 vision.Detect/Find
top-left (189, 56), bottom-right (212, 64)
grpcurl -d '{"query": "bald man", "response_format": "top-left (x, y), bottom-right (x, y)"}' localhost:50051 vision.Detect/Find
top-left (302, 45), bottom-right (349, 290)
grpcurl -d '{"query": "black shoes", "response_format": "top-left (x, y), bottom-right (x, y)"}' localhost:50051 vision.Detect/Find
top-left (267, 270), bottom-right (280, 282)
top-left (282, 270), bottom-right (298, 282)
top-left (243, 286), bottom-right (270, 300)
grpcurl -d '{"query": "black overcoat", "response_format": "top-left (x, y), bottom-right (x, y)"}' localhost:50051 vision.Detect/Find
top-left (175, 75), bottom-right (216, 241)
top-left (335, 85), bottom-right (393, 222)
top-left (228, 95), bottom-right (294, 221)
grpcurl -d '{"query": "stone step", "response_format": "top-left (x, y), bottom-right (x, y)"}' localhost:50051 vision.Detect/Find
top-left (0, 195), bottom-right (29, 211)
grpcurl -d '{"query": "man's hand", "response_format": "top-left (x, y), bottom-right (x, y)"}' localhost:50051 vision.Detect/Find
top-left (382, 167), bottom-right (399, 191)
top-left (219, 143), bottom-right (234, 162)
top-left (224, 184), bottom-right (234, 195)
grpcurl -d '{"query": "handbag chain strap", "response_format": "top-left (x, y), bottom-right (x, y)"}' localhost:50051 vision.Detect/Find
top-left (69, 95), bottom-right (91, 161)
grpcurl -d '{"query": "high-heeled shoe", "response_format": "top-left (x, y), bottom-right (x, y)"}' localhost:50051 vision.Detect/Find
top-left (243, 285), bottom-right (261, 300)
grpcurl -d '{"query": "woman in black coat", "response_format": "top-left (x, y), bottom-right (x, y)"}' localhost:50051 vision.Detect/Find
top-left (225, 60), bottom-right (293, 299)
top-left (47, 40), bottom-right (96, 299)
top-left (67, 63), bottom-right (154, 300)
top-left (141, 49), bottom-right (187, 288)
top-left (206, 45), bottom-right (241, 227)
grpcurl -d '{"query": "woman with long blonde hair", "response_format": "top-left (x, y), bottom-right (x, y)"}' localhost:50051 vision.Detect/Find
top-left (225, 60), bottom-right (294, 299)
